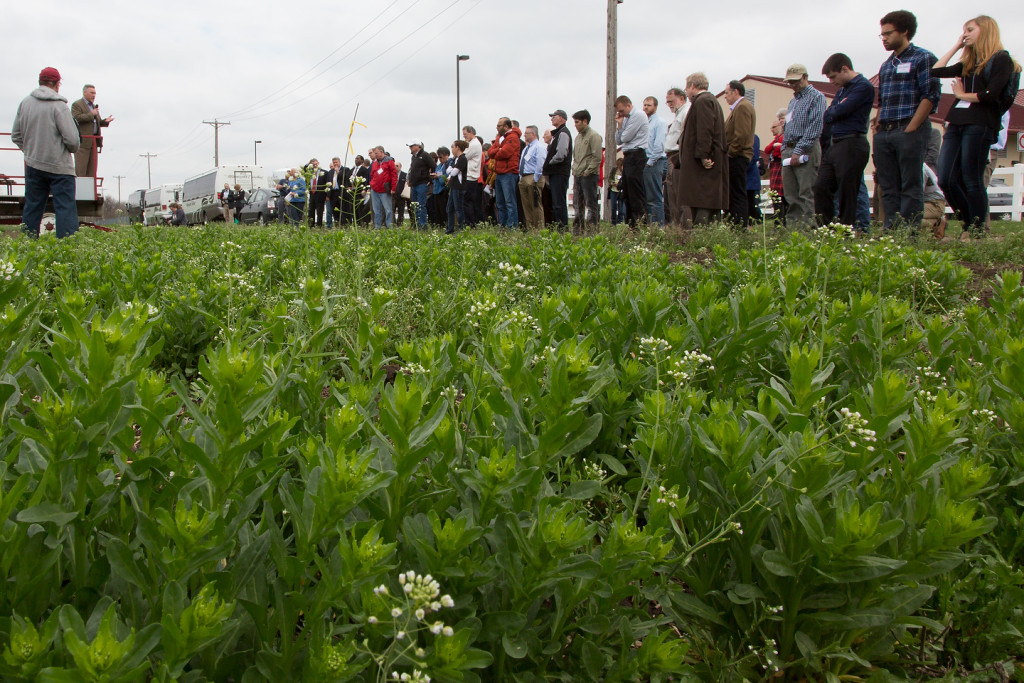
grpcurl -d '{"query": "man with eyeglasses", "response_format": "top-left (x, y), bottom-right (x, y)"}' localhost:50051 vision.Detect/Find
top-left (871, 10), bottom-right (939, 231)
top-left (781, 64), bottom-right (826, 227)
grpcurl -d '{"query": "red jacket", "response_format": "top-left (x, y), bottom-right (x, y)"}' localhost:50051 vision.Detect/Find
top-left (489, 127), bottom-right (521, 175)
top-left (369, 156), bottom-right (398, 193)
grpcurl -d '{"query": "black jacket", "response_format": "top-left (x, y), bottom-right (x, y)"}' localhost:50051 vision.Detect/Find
top-left (543, 123), bottom-right (573, 176)
top-left (408, 149), bottom-right (433, 186)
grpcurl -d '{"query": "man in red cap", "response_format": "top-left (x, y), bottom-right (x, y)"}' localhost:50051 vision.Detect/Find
top-left (11, 67), bottom-right (80, 238)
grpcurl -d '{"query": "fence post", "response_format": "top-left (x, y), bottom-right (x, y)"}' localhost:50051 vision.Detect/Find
top-left (1013, 164), bottom-right (1024, 222)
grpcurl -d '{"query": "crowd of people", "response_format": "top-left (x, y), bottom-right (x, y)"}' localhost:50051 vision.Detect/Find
top-left (11, 12), bottom-right (1020, 239)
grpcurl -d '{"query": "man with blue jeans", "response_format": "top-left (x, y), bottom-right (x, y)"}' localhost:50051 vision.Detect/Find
top-left (407, 140), bottom-right (432, 228)
top-left (642, 96), bottom-right (668, 225)
top-left (872, 9), bottom-right (939, 231)
top-left (489, 117), bottom-right (522, 229)
top-left (368, 146), bottom-right (397, 228)
top-left (12, 67), bottom-right (80, 238)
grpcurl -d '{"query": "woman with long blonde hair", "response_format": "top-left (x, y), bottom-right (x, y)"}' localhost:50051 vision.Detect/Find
top-left (932, 15), bottom-right (1020, 239)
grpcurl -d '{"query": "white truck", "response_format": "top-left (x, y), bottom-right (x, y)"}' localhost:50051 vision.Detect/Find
top-left (182, 165), bottom-right (267, 225)
top-left (142, 184), bottom-right (183, 225)
top-left (126, 189), bottom-right (145, 224)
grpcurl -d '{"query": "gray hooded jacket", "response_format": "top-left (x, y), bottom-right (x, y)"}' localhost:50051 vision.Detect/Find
top-left (11, 87), bottom-right (79, 176)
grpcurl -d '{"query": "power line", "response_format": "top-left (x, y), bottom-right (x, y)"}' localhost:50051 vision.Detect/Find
top-left (214, 0), bottom-right (409, 120)
top-left (231, 0), bottom-right (464, 123)
top-left (139, 153), bottom-right (157, 187)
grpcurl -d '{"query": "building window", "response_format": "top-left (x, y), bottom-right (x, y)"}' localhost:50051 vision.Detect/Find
top-left (745, 89), bottom-right (756, 106)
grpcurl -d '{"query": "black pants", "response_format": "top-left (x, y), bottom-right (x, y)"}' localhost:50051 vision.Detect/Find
top-left (728, 155), bottom-right (750, 227)
top-left (548, 174), bottom-right (570, 231)
top-left (309, 192), bottom-right (327, 225)
top-left (463, 181), bottom-right (482, 226)
top-left (814, 135), bottom-right (870, 226)
top-left (622, 149), bottom-right (647, 226)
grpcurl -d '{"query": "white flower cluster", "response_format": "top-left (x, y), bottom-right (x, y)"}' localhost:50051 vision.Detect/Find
top-left (668, 349), bottom-right (714, 382)
top-left (219, 240), bottom-right (241, 250)
top-left (503, 309), bottom-right (537, 329)
top-left (402, 363), bottom-right (430, 376)
top-left (813, 222), bottom-right (853, 238)
top-left (749, 638), bottom-right (781, 673)
top-left (655, 485), bottom-right (679, 509)
top-left (637, 336), bottom-right (672, 358)
top-left (839, 407), bottom-right (877, 451)
top-left (972, 408), bottom-right (998, 423)
top-left (123, 301), bottom-right (159, 317)
top-left (0, 260), bottom-right (16, 281)
top-left (466, 298), bottom-right (498, 327)
top-left (582, 459), bottom-right (606, 480)
top-left (917, 389), bottom-right (938, 404)
top-left (223, 272), bottom-right (257, 294)
top-left (496, 261), bottom-right (530, 278)
top-left (374, 286), bottom-right (394, 297)
top-left (392, 670), bottom-right (431, 682)
top-left (629, 245), bottom-right (653, 255)
top-left (297, 279), bottom-right (331, 291)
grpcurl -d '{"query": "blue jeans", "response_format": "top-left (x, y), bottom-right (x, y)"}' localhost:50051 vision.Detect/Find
top-left (610, 190), bottom-right (625, 224)
top-left (22, 166), bottom-right (78, 238)
top-left (287, 202), bottom-right (305, 225)
top-left (548, 174), bottom-right (570, 231)
top-left (446, 188), bottom-right (465, 233)
top-left (643, 158), bottom-right (666, 224)
top-left (370, 190), bottom-right (393, 228)
top-left (494, 173), bottom-right (518, 228)
top-left (937, 123), bottom-right (994, 235)
top-left (873, 124), bottom-right (929, 229)
top-left (410, 183), bottom-right (428, 228)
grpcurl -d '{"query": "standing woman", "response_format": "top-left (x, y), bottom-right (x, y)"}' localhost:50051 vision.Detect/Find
top-left (763, 112), bottom-right (788, 224)
top-left (231, 184), bottom-right (245, 224)
top-left (932, 15), bottom-right (1020, 239)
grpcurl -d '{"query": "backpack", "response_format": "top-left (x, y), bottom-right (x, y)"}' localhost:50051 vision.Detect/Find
top-left (982, 50), bottom-right (1021, 115)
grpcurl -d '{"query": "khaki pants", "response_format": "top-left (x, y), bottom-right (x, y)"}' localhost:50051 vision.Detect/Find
top-left (74, 141), bottom-right (98, 177)
top-left (921, 199), bottom-right (946, 239)
top-left (518, 175), bottom-right (544, 229)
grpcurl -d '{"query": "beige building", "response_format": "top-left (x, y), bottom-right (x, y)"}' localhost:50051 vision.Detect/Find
top-left (716, 75), bottom-right (1024, 172)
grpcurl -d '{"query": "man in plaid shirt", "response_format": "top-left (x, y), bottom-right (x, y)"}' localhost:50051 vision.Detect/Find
top-left (782, 64), bottom-right (826, 227)
top-left (872, 10), bottom-right (940, 230)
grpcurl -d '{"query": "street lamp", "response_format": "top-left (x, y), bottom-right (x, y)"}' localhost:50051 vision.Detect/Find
top-left (456, 55), bottom-right (470, 139)
top-left (254, 140), bottom-right (262, 165)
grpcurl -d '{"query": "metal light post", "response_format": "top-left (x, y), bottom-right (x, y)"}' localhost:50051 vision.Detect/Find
top-left (456, 55), bottom-right (470, 139)
top-left (254, 140), bottom-right (262, 165)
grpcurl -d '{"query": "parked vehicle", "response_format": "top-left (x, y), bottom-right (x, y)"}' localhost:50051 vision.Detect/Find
top-left (237, 188), bottom-right (280, 225)
top-left (990, 176), bottom-right (1011, 220)
top-left (126, 189), bottom-right (145, 223)
top-left (182, 165), bottom-right (267, 225)
top-left (143, 184), bottom-right (183, 225)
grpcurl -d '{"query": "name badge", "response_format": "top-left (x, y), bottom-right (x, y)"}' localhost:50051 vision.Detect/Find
top-left (377, 168), bottom-right (384, 174)
top-left (955, 100), bottom-right (971, 109)
top-left (785, 112), bottom-right (793, 123)
top-left (896, 62), bottom-right (912, 74)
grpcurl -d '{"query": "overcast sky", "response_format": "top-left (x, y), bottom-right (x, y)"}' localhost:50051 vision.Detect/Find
top-left (4, 0), bottom-right (1021, 201)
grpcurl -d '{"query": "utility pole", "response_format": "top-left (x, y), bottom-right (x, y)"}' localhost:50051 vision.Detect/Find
top-left (112, 175), bottom-right (126, 204)
top-left (139, 153), bottom-right (157, 188)
top-left (202, 119), bottom-right (231, 166)
top-left (603, 0), bottom-right (620, 222)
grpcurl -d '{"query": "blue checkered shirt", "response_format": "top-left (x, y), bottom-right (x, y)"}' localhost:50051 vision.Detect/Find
top-left (877, 43), bottom-right (940, 122)
top-left (784, 84), bottom-right (826, 156)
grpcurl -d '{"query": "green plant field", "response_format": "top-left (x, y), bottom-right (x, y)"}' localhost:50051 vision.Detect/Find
top-left (2, 223), bottom-right (1023, 682)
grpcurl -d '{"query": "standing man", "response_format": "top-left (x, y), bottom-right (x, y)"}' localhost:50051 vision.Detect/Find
top-left (12, 67), bottom-right (80, 238)
top-left (489, 118), bottom-right (521, 229)
top-left (407, 140), bottom-right (432, 228)
top-left (614, 95), bottom-right (649, 227)
top-left (781, 64), bottom-right (826, 227)
top-left (518, 125), bottom-right (546, 230)
top-left (677, 72), bottom-right (728, 227)
top-left (571, 109), bottom-right (602, 234)
top-left (70, 84), bottom-right (113, 177)
top-left (393, 162), bottom-right (408, 225)
top-left (326, 157), bottom-right (348, 227)
top-left (872, 10), bottom-right (940, 231)
top-left (461, 126), bottom-right (483, 226)
top-left (430, 149), bottom-right (451, 227)
top-left (664, 87), bottom-right (690, 225)
top-left (543, 109), bottom-right (573, 231)
top-left (813, 53), bottom-right (875, 227)
top-left (306, 158), bottom-right (330, 227)
top-left (642, 96), bottom-right (668, 225)
top-left (723, 80), bottom-right (756, 227)
top-left (368, 146), bottom-right (397, 228)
